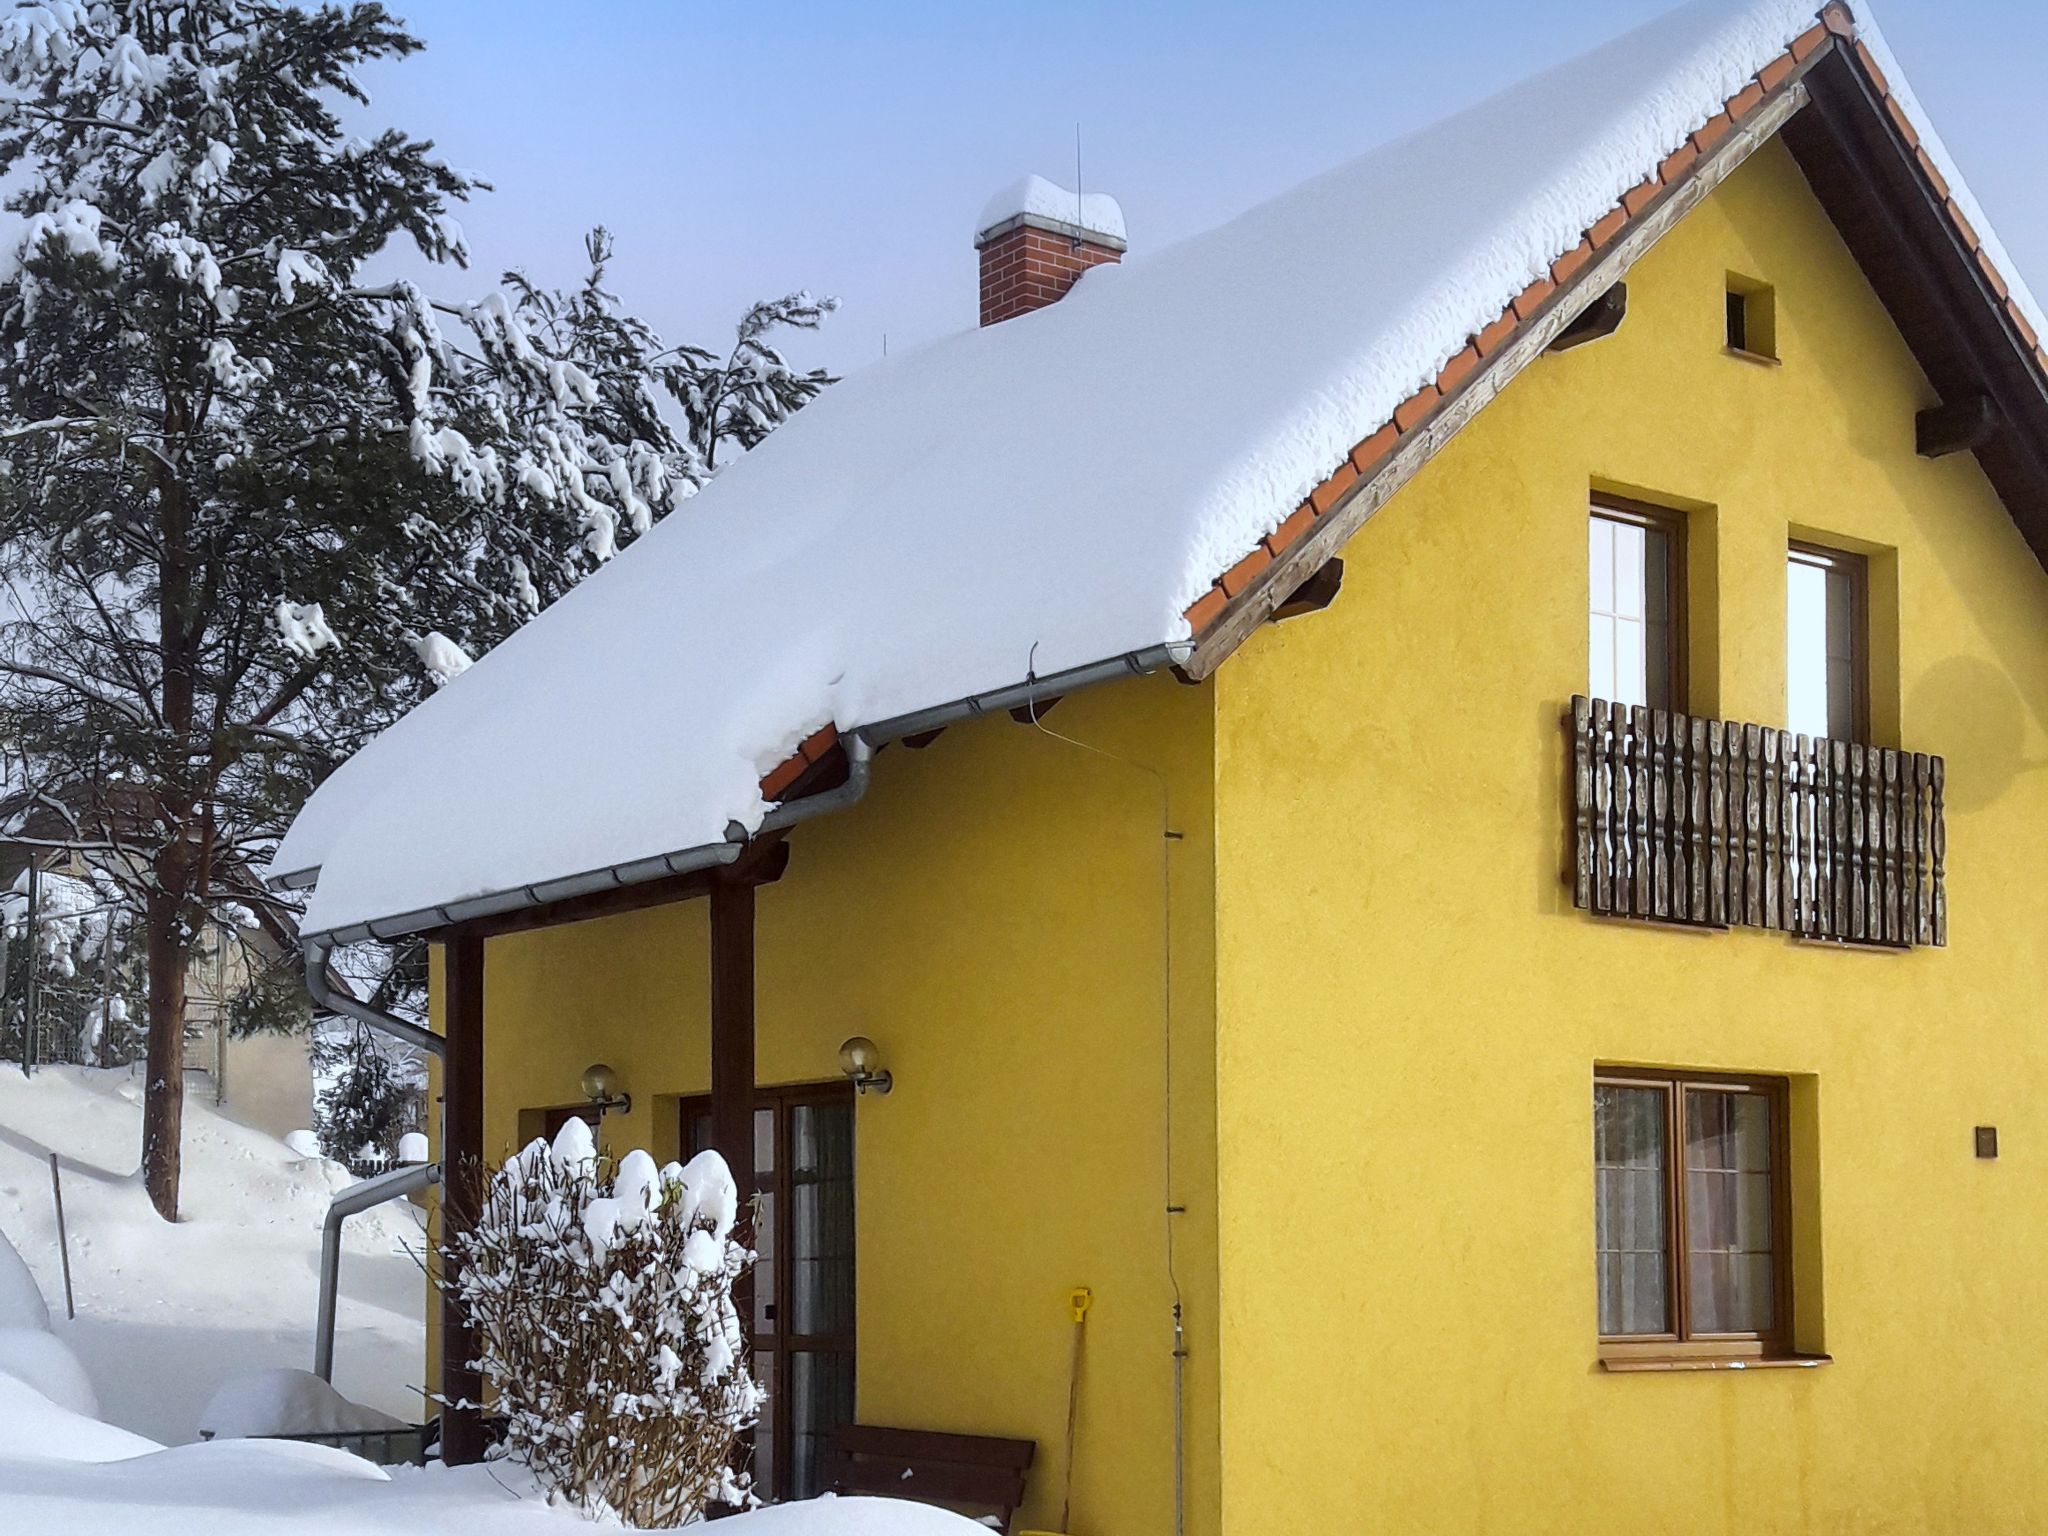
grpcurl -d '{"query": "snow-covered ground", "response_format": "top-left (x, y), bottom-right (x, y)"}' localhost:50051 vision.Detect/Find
top-left (0, 1064), bottom-right (425, 1442)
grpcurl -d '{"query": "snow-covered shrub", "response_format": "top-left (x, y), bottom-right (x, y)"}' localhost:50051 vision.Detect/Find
top-left (446, 1122), bottom-right (759, 1525)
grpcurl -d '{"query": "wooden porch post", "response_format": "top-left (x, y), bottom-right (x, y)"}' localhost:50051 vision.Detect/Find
top-left (440, 933), bottom-right (487, 1466)
top-left (709, 877), bottom-right (756, 1319)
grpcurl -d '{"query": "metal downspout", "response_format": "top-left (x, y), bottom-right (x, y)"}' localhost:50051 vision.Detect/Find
top-left (313, 1158), bottom-right (440, 1381)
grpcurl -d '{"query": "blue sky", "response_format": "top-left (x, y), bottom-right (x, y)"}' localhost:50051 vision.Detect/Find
top-left (360, 1), bottom-right (2048, 376)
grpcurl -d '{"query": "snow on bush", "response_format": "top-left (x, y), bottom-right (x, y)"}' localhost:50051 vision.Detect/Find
top-left (446, 1121), bottom-right (759, 1526)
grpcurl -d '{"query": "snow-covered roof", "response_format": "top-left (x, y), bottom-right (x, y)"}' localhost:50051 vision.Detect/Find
top-left (276, 0), bottom-right (2045, 941)
top-left (976, 174), bottom-right (1127, 246)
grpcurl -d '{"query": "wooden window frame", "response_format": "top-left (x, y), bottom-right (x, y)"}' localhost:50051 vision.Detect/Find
top-left (1787, 540), bottom-right (1871, 745)
top-left (1590, 494), bottom-right (1688, 714)
top-left (1595, 1067), bottom-right (1795, 1366)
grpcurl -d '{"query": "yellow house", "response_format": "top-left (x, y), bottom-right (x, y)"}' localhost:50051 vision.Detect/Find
top-left (274, 1), bottom-right (2048, 1530)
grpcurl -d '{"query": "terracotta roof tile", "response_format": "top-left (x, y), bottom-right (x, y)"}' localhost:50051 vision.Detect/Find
top-left (1266, 502), bottom-right (1318, 556)
top-left (1512, 275), bottom-right (1556, 321)
top-left (1914, 146), bottom-right (1951, 202)
top-left (1853, 40), bottom-right (1891, 96)
top-left (1883, 95), bottom-right (1919, 149)
top-left (1726, 81), bottom-right (1766, 121)
top-left (1822, 2), bottom-right (1855, 38)
top-left (1947, 199), bottom-right (1981, 250)
top-left (1185, 584), bottom-right (1228, 634)
top-left (1436, 342), bottom-right (1482, 395)
top-left (1351, 422), bottom-right (1400, 473)
top-left (1590, 207), bottom-right (1629, 248)
top-left (1790, 22), bottom-right (1829, 61)
top-left (1977, 248), bottom-right (2010, 301)
top-left (1475, 312), bottom-right (1520, 357)
top-left (1620, 180), bottom-right (1659, 218)
top-left (1691, 113), bottom-right (1734, 154)
top-left (1393, 385), bottom-right (1441, 432)
top-left (799, 725), bottom-right (838, 763)
top-left (2008, 301), bottom-right (2039, 352)
top-left (1550, 237), bottom-right (1595, 285)
top-left (1220, 544), bottom-right (1273, 597)
top-left (759, 753), bottom-right (808, 802)
top-left (1758, 55), bottom-right (1795, 93)
top-left (1656, 142), bottom-right (1699, 187)
top-left (1309, 460), bottom-right (1358, 516)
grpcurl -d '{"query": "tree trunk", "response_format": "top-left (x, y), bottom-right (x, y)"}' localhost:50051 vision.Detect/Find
top-left (140, 854), bottom-right (193, 1223)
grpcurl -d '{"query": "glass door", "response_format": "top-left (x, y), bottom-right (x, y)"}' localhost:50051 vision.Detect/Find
top-left (685, 1082), bottom-right (855, 1501)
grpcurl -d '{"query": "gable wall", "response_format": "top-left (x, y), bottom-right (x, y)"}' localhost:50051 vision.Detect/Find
top-left (1210, 136), bottom-right (2048, 1533)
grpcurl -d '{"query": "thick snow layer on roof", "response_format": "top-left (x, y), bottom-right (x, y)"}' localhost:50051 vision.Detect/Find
top-left (276, 0), bottom-right (2037, 937)
top-left (976, 173), bottom-right (1127, 243)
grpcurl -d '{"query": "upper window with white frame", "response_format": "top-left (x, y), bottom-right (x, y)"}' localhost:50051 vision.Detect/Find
top-left (1588, 497), bottom-right (1684, 712)
top-left (1786, 541), bottom-right (1867, 742)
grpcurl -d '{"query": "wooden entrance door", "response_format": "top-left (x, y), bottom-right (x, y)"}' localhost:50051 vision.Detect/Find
top-left (684, 1080), bottom-right (855, 1501)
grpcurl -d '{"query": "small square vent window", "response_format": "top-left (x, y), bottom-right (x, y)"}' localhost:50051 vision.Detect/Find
top-left (1725, 274), bottom-right (1777, 361)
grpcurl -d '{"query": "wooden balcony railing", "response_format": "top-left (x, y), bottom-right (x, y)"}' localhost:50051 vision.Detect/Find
top-left (1569, 697), bottom-right (1946, 948)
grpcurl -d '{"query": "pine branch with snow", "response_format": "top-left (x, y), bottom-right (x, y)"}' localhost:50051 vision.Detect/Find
top-left (0, 0), bottom-right (833, 1218)
top-left (447, 1124), bottom-right (761, 1526)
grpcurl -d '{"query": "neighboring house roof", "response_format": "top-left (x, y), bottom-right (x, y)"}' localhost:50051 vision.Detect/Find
top-left (274, 0), bottom-right (2048, 943)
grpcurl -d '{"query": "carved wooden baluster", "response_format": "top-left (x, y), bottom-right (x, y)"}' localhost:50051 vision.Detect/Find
top-left (1793, 734), bottom-right (1814, 937)
top-left (1843, 737), bottom-right (1859, 933)
top-left (1572, 697), bottom-right (1593, 911)
top-left (1743, 724), bottom-right (1765, 928)
top-left (1810, 735), bottom-right (1831, 939)
top-left (1911, 752), bottom-right (1931, 944)
top-left (1882, 750), bottom-right (1900, 945)
top-left (1611, 707), bottom-right (1632, 917)
top-left (1898, 751), bottom-right (1920, 945)
top-left (1760, 728), bottom-right (1781, 932)
top-left (1652, 709), bottom-right (1671, 919)
top-left (1632, 705), bottom-right (1653, 918)
top-left (1591, 701), bottom-right (1612, 913)
top-left (1708, 720), bottom-right (1728, 927)
top-left (1689, 716), bottom-right (1709, 923)
top-left (1931, 756), bottom-right (1947, 946)
top-left (1848, 745), bottom-right (1867, 942)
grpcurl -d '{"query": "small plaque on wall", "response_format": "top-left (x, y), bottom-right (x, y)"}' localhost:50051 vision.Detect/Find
top-left (1975, 1126), bottom-right (1999, 1160)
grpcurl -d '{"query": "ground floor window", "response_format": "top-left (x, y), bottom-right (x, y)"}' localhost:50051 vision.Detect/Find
top-left (684, 1081), bottom-right (855, 1500)
top-left (1594, 1068), bottom-right (1792, 1362)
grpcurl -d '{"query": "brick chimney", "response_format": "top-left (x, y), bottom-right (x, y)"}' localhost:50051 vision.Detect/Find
top-left (975, 174), bottom-right (1126, 326)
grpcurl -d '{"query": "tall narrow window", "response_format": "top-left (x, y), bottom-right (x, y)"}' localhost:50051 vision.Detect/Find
top-left (1786, 542), bottom-right (1866, 741)
top-left (1594, 1069), bottom-right (1793, 1363)
top-left (1589, 498), bottom-right (1682, 711)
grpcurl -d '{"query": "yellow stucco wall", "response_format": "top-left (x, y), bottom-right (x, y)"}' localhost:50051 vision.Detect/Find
top-left (1210, 136), bottom-right (2048, 1534)
top-left (459, 674), bottom-right (1221, 1536)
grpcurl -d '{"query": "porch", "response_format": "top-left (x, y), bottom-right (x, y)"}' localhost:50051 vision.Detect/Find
top-left (415, 680), bottom-right (1220, 1533)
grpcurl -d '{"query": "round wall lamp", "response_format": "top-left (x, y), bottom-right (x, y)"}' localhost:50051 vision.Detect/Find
top-left (580, 1062), bottom-right (633, 1116)
top-left (837, 1036), bottom-right (893, 1096)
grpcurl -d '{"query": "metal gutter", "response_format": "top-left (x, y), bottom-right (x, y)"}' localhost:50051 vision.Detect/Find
top-left (292, 640), bottom-right (1189, 946)
top-left (303, 933), bottom-right (446, 1058)
top-left (313, 1158), bottom-right (440, 1381)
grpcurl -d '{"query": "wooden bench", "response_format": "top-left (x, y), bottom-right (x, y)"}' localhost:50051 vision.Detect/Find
top-left (825, 1424), bottom-right (1036, 1531)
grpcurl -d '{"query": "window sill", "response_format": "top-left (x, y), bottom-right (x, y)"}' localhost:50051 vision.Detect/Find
top-left (1722, 346), bottom-right (1781, 367)
top-left (1600, 1352), bottom-right (1831, 1373)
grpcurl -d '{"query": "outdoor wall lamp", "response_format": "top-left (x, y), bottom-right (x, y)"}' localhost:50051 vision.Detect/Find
top-left (579, 1062), bottom-right (632, 1116)
top-left (837, 1036), bottom-right (893, 1096)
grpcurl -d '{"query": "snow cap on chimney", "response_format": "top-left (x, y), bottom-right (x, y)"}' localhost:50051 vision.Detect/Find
top-left (974, 174), bottom-right (1126, 327)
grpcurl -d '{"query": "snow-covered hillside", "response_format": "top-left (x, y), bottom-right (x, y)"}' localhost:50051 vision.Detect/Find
top-left (0, 1065), bottom-right (425, 1442)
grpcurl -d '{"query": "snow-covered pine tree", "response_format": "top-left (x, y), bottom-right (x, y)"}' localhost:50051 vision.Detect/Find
top-left (0, 1), bottom-right (835, 1219)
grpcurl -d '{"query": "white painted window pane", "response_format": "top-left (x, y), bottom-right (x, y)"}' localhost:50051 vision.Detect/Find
top-left (1614, 618), bottom-right (1646, 708)
top-left (1614, 522), bottom-right (1646, 620)
top-left (1589, 518), bottom-right (1614, 610)
top-left (1590, 614), bottom-right (1617, 702)
top-left (1786, 557), bottom-right (1831, 738)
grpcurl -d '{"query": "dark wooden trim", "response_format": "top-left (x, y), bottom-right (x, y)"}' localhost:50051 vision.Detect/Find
top-left (708, 878), bottom-right (757, 1204)
top-left (439, 933), bottom-right (486, 1466)
top-left (1595, 1068), bottom-right (1795, 1363)
top-left (1915, 394), bottom-right (2000, 458)
top-left (1549, 282), bottom-right (1628, 351)
top-left (436, 838), bottom-right (790, 946)
top-left (1590, 493), bottom-right (1689, 715)
top-left (1272, 557), bottom-right (1345, 621)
